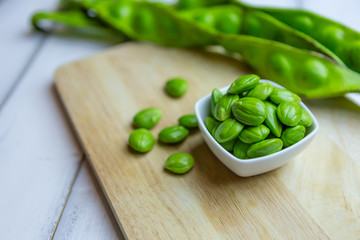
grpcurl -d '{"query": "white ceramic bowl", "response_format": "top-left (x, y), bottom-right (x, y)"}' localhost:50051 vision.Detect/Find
top-left (194, 80), bottom-right (319, 177)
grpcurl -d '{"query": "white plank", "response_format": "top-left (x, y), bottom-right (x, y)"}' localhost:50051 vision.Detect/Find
top-left (0, 35), bottom-right (111, 239)
top-left (54, 161), bottom-right (124, 240)
top-left (0, 0), bottom-right (56, 104)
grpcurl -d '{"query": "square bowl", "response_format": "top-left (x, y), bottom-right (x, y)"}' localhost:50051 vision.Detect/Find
top-left (194, 79), bottom-right (319, 177)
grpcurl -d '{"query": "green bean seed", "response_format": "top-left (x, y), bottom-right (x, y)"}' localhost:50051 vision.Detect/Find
top-left (133, 107), bottom-right (162, 129)
top-left (128, 128), bottom-right (155, 153)
top-left (211, 88), bottom-right (223, 117)
top-left (246, 81), bottom-right (273, 101)
top-left (269, 87), bottom-right (301, 104)
top-left (213, 93), bottom-right (239, 121)
top-left (247, 138), bottom-right (283, 158)
top-left (205, 116), bottom-right (221, 133)
top-left (220, 138), bottom-right (238, 151)
top-left (178, 114), bottom-right (198, 128)
top-left (264, 101), bottom-right (283, 137)
top-left (227, 74), bottom-right (260, 94)
top-left (232, 97), bottom-right (267, 126)
top-left (165, 152), bottom-right (194, 174)
top-left (165, 78), bottom-right (189, 98)
top-left (214, 118), bottom-right (244, 143)
top-left (233, 140), bottom-right (250, 159)
top-left (159, 125), bottom-right (189, 143)
top-left (215, 12), bottom-right (241, 34)
top-left (277, 101), bottom-right (302, 126)
top-left (299, 108), bottom-right (313, 127)
top-left (239, 124), bottom-right (270, 144)
top-left (281, 125), bottom-right (306, 148)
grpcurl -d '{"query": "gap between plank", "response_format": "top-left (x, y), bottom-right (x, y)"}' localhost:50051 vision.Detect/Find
top-left (0, 34), bottom-right (47, 113)
top-left (50, 156), bottom-right (84, 240)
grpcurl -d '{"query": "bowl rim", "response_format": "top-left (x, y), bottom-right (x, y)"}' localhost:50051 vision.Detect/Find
top-left (194, 79), bottom-right (319, 163)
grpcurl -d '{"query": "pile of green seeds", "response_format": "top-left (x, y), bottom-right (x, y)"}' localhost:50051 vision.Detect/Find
top-left (206, 74), bottom-right (313, 159)
top-left (128, 77), bottom-right (196, 174)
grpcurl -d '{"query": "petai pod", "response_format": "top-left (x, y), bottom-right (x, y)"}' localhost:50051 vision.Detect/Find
top-left (214, 118), bottom-right (244, 143)
top-left (277, 101), bottom-right (302, 126)
top-left (31, 9), bottom-right (126, 41)
top-left (246, 81), bottom-right (273, 101)
top-left (218, 34), bottom-right (360, 98)
top-left (213, 94), bottom-right (239, 121)
top-left (250, 4), bottom-right (360, 73)
top-left (80, 0), bottom-right (215, 47)
top-left (247, 138), bottom-right (283, 158)
top-left (232, 97), bottom-right (267, 126)
top-left (239, 124), bottom-right (270, 144)
top-left (233, 140), bottom-right (250, 159)
top-left (264, 101), bottom-right (283, 137)
top-left (281, 125), bottom-right (306, 148)
top-left (183, 5), bottom-right (343, 64)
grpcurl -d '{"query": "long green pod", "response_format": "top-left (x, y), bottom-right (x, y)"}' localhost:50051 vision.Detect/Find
top-left (235, 1), bottom-right (360, 73)
top-left (31, 10), bottom-right (125, 41)
top-left (219, 34), bottom-right (360, 98)
top-left (182, 5), bottom-right (343, 65)
top-left (80, 0), bottom-right (215, 47)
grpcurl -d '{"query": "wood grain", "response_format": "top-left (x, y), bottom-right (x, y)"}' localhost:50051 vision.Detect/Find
top-left (54, 42), bottom-right (357, 239)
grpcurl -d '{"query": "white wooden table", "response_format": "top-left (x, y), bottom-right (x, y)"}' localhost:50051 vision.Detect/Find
top-left (1, 0), bottom-right (359, 239)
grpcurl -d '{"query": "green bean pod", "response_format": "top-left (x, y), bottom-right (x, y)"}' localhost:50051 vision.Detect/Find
top-left (299, 108), bottom-right (313, 127)
top-left (219, 34), bottom-right (360, 98)
top-left (239, 124), bottom-right (270, 144)
top-left (80, 0), bottom-right (215, 47)
top-left (247, 138), bottom-right (283, 158)
top-left (250, 4), bottom-right (360, 73)
top-left (211, 88), bottom-right (223, 117)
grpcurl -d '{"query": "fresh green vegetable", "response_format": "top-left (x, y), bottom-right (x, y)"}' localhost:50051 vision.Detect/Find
top-left (159, 125), bottom-right (189, 143)
top-left (165, 152), bottom-right (194, 174)
top-left (246, 81), bottom-right (273, 100)
top-left (232, 97), bottom-right (267, 126)
top-left (213, 93), bottom-right (239, 121)
top-left (227, 74), bottom-right (260, 94)
top-left (178, 114), bottom-right (198, 128)
top-left (233, 140), bottom-right (250, 159)
top-left (205, 116), bottom-right (221, 133)
top-left (248, 3), bottom-right (360, 73)
top-left (239, 124), bottom-right (270, 144)
top-left (281, 125), bottom-right (306, 148)
top-left (165, 78), bottom-right (189, 98)
top-left (128, 128), bottom-right (155, 153)
top-left (299, 108), bottom-right (313, 127)
top-left (269, 87), bottom-right (301, 104)
top-left (264, 101), bottom-right (283, 137)
top-left (220, 138), bottom-right (237, 151)
top-left (213, 118), bottom-right (244, 143)
top-left (211, 88), bottom-right (223, 117)
top-left (133, 107), bottom-right (162, 129)
top-left (277, 101), bottom-right (302, 126)
top-left (247, 138), bottom-right (283, 158)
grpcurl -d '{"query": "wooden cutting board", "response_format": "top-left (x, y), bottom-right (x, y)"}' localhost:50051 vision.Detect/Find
top-left (55, 42), bottom-right (360, 239)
